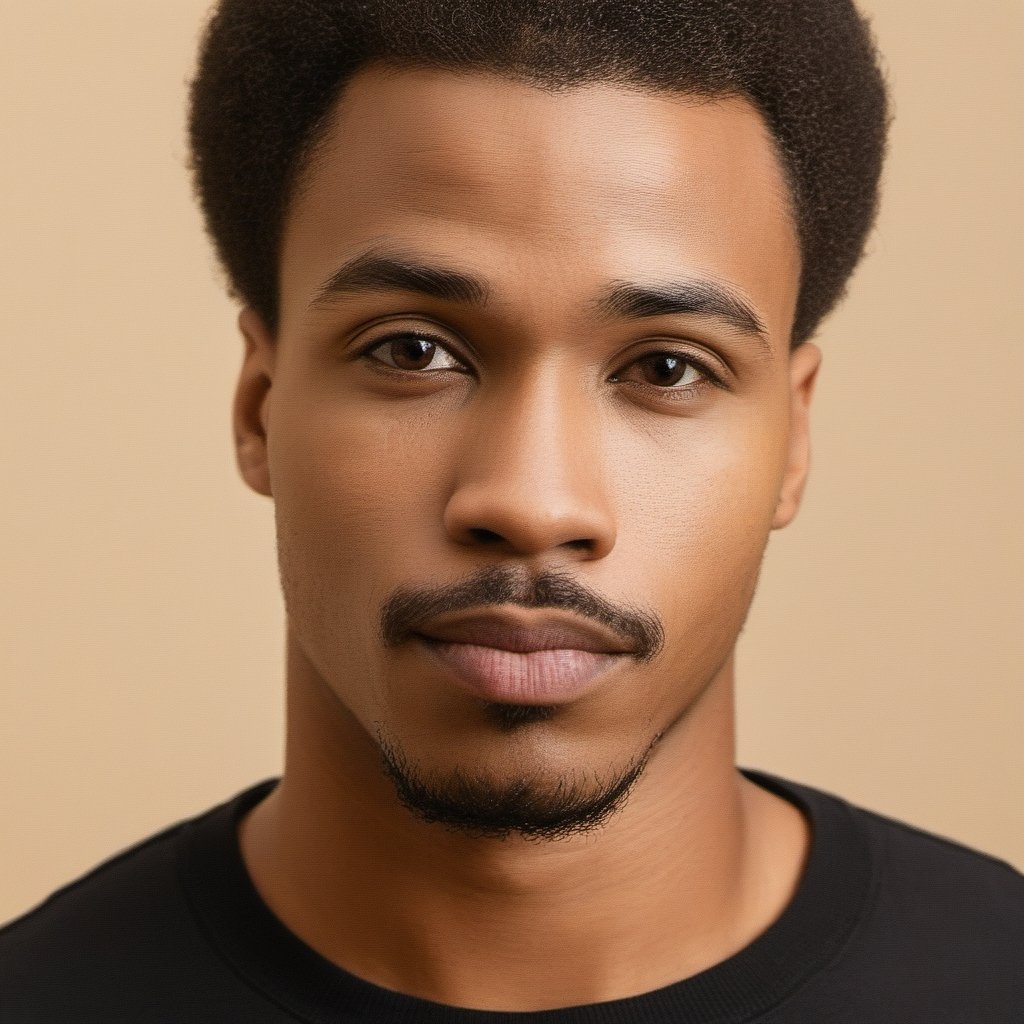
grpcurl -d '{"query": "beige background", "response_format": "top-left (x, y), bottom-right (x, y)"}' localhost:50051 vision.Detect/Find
top-left (1, 1), bottom-right (1021, 925)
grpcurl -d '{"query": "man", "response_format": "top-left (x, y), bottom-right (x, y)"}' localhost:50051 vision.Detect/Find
top-left (2, 0), bottom-right (1021, 1019)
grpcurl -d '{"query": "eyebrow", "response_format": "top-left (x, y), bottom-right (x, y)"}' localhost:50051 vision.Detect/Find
top-left (312, 249), bottom-right (487, 308)
top-left (596, 279), bottom-right (770, 354)
top-left (311, 248), bottom-right (772, 357)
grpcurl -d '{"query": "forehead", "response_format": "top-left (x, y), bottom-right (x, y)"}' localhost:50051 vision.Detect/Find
top-left (280, 64), bottom-right (800, 343)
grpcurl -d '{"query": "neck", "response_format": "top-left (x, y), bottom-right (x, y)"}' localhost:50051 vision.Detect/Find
top-left (238, 641), bottom-right (810, 1012)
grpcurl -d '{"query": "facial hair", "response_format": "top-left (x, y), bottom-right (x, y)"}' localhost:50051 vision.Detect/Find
top-left (376, 721), bottom-right (664, 841)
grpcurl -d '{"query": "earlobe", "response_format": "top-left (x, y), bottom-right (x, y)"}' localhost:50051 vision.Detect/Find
top-left (771, 341), bottom-right (822, 530)
top-left (233, 308), bottom-right (276, 498)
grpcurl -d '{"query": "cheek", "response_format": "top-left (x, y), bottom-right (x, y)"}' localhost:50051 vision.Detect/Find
top-left (267, 386), bottom-right (452, 681)
top-left (618, 391), bottom-right (787, 548)
top-left (626, 408), bottom-right (787, 661)
top-left (272, 391), bottom-right (450, 559)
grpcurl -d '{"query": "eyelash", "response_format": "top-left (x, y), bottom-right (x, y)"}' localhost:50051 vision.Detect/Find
top-left (356, 331), bottom-right (725, 396)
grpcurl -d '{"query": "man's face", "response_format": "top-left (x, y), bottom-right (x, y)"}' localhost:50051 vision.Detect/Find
top-left (237, 66), bottom-right (816, 838)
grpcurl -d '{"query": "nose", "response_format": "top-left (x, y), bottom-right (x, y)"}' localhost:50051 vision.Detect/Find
top-left (442, 370), bottom-right (617, 560)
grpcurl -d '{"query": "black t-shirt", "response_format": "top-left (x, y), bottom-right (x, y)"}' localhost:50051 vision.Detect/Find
top-left (2, 768), bottom-right (1022, 1022)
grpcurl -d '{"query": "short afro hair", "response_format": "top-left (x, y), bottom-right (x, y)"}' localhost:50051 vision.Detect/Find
top-left (188, 0), bottom-right (890, 347)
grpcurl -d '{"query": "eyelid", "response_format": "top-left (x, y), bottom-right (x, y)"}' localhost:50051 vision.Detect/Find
top-left (353, 322), bottom-right (728, 388)
top-left (355, 328), bottom-right (469, 373)
top-left (616, 345), bottom-right (726, 387)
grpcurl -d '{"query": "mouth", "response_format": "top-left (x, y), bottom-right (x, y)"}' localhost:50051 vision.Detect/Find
top-left (413, 609), bottom-right (636, 655)
top-left (410, 607), bottom-right (637, 705)
top-left (414, 635), bottom-right (628, 705)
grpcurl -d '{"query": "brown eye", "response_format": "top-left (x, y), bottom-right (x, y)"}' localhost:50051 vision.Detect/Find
top-left (389, 335), bottom-right (435, 370)
top-left (616, 352), bottom-right (713, 390)
top-left (364, 332), bottom-right (463, 372)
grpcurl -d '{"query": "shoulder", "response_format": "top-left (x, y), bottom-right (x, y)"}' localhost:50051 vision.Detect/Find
top-left (813, 787), bottom-right (1023, 1017)
top-left (783, 770), bottom-right (1024, 945)
top-left (853, 797), bottom-right (1024, 907)
top-left (855, 798), bottom-right (1024, 939)
top-left (755, 768), bottom-right (1024, 927)
top-left (748, 770), bottom-right (1024, 1019)
top-left (1, 813), bottom-right (189, 946)
top-left (0, 793), bottom-right (271, 1022)
top-left (1, 817), bottom-right (197, 1013)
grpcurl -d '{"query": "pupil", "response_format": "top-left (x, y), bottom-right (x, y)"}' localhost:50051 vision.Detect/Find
top-left (650, 354), bottom-right (682, 385)
top-left (396, 336), bottom-right (434, 369)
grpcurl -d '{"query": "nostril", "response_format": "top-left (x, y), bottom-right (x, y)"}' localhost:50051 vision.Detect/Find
top-left (565, 538), bottom-right (592, 551)
top-left (468, 527), bottom-right (505, 544)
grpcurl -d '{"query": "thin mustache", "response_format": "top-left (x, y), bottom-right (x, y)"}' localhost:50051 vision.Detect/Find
top-left (378, 565), bottom-right (664, 663)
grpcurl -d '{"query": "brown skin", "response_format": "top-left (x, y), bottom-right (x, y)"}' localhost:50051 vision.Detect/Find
top-left (233, 65), bottom-right (820, 1011)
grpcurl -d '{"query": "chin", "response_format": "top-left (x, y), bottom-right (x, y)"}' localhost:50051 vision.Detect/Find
top-left (369, 711), bottom-right (667, 840)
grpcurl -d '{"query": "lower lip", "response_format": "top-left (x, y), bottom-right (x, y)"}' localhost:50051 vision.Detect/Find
top-left (416, 637), bottom-right (625, 704)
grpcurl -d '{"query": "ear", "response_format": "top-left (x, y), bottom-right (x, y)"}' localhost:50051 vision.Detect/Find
top-left (771, 341), bottom-right (822, 530)
top-left (233, 307), bottom-right (276, 498)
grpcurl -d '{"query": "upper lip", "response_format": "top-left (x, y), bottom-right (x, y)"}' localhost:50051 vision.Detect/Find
top-left (415, 610), bottom-right (636, 655)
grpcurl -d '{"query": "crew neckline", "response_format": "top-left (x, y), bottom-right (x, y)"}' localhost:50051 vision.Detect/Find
top-left (177, 767), bottom-right (877, 1023)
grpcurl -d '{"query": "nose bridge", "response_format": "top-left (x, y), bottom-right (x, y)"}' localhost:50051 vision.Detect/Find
top-left (443, 361), bottom-right (616, 557)
top-left (496, 363), bottom-right (593, 473)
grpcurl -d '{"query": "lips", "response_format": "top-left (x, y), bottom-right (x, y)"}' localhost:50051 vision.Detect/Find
top-left (413, 610), bottom-right (634, 704)
top-left (414, 610), bottom-right (635, 655)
